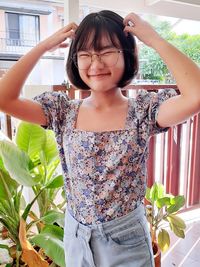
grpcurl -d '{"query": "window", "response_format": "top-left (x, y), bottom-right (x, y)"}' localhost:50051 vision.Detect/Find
top-left (5, 12), bottom-right (40, 47)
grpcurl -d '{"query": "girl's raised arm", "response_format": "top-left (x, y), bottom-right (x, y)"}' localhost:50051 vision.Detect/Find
top-left (124, 13), bottom-right (200, 128)
top-left (0, 23), bottom-right (77, 126)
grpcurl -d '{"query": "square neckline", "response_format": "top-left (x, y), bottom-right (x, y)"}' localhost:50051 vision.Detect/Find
top-left (72, 97), bottom-right (131, 134)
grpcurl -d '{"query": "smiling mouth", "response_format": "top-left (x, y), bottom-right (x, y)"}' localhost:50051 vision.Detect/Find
top-left (89, 73), bottom-right (110, 78)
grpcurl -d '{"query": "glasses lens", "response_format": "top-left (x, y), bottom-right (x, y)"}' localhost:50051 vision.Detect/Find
top-left (72, 51), bottom-right (122, 70)
top-left (101, 51), bottom-right (120, 67)
top-left (77, 54), bottom-right (91, 70)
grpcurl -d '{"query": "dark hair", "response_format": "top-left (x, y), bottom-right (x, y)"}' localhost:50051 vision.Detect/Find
top-left (67, 10), bottom-right (138, 90)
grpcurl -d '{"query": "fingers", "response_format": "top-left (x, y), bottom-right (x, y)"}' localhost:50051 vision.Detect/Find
top-left (61, 22), bottom-right (78, 41)
top-left (123, 13), bottom-right (161, 47)
top-left (123, 13), bottom-right (142, 37)
top-left (62, 22), bottom-right (78, 34)
top-left (123, 24), bottom-right (136, 37)
top-left (123, 13), bottom-right (140, 27)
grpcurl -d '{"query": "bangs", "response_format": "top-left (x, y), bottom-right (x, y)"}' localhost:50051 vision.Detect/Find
top-left (75, 14), bottom-right (122, 52)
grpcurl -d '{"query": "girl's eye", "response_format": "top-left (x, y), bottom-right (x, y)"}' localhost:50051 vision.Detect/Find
top-left (78, 54), bottom-right (90, 58)
top-left (101, 51), bottom-right (115, 57)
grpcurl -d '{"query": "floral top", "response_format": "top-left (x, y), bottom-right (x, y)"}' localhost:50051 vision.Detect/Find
top-left (34, 89), bottom-right (177, 225)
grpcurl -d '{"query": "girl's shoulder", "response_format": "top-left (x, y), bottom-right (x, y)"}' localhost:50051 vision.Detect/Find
top-left (33, 90), bottom-right (81, 111)
top-left (34, 90), bottom-right (70, 104)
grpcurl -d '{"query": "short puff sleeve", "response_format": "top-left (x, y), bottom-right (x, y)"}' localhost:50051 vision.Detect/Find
top-left (135, 89), bottom-right (178, 136)
top-left (33, 91), bottom-right (70, 134)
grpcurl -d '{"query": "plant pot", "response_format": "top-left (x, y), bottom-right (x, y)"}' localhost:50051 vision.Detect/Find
top-left (153, 242), bottom-right (161, 267)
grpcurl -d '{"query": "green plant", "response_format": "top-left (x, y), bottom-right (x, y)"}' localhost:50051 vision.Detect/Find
top-left (139, 16), bottom-right (200, 82)
top-left (0, 122), bottom-right (66, 267)
top-left (145, 182), bottom-right (186, 252)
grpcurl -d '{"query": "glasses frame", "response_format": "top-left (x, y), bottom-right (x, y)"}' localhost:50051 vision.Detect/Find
top-left (72, 49), bottom-right (124, 70)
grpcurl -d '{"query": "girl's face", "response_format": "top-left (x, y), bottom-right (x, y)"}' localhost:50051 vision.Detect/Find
top-left (77, 34), bottom-right (125, 92)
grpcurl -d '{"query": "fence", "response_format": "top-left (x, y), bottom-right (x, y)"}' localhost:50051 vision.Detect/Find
top-left (0, 31), bottom-right (38, 54)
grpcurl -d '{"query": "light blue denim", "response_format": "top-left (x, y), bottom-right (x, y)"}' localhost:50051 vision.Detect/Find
top-left (64, 203), bottom-right (155, 267)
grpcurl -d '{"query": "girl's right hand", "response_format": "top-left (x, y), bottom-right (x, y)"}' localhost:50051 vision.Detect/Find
top-left (39, 22), bottom-right (78, 52)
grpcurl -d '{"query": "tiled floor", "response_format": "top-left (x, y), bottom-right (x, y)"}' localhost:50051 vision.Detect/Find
top-left (161, 209), bottom-right (200, 267)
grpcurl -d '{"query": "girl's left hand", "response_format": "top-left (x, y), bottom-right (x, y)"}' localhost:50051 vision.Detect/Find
top-left (123, 13), bottom-right (162, 47)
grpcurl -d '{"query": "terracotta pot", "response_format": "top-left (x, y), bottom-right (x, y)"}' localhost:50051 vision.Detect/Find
top-left (153, 242), bottom-right (161, 267)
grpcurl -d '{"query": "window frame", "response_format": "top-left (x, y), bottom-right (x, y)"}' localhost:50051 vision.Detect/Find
top-left (5, 12), bottom-right (40, 47)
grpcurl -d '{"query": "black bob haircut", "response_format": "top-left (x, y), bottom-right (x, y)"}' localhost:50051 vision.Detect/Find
top-left (67, 10), bottom-right (138, 90)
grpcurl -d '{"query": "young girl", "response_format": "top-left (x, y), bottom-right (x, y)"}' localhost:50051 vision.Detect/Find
top-left (0, 10), bottom-right (200, 267)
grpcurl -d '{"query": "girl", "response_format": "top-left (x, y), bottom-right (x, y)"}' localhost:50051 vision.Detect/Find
top-left (0, 10), bottom-right (200, 267)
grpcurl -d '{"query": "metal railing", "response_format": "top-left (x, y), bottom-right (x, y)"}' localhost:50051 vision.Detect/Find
top-left (0, 31), bottom-right (38, 54)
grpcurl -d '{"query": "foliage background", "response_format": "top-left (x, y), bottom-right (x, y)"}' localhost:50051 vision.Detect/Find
top-left (139, 16), bottom-right (200, 82)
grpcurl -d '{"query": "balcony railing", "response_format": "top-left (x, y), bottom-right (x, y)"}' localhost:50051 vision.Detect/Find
top-left (0, 32), bottom-right (38, 54)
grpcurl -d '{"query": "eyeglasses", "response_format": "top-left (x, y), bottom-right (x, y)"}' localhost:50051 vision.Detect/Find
top-left (72, 50), bottom-right (123, 70)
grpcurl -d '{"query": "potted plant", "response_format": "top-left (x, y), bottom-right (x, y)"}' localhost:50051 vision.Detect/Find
top-left (145, 182), bottom-right (186, 267)
top-left (0, 122), bottom-right (66, 267)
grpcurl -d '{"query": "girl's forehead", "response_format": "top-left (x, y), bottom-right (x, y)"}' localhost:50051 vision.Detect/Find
top-left (78, 30), bottom-right (120, 51)
top-left (89, 33), bottom-right (112, 44)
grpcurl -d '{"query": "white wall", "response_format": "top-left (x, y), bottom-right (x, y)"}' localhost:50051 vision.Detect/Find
top-left (25, 57), bottom-right (65, 86)
top-left (22, 84), bottom-right (52, 98)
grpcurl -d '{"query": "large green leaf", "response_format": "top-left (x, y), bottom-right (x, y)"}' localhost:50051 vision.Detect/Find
top-left (167, 196), bottom-right (185, 214)
top-left (46, 175), bottom-right (64, 189)
top-left (0, 140), bottom-right (39, 186)
top-left (169, 222), bottom-right (185, 238)
top-left (31, 232), bottom-right (65, 267)
top-left (40, 210), bottom-right (65, 228)
top-left (0, 169), bottom-right (18, 200)
top-left (40, 225), bottom-right (64, 241)
top-left (15, 122), bottom-right (46, 160)
top-left (150, 183), bottom-right (158, 202)
top-left (43, 130), bottom-right (59, 165)
top-left (149, 182), bottom-right (164, 202)
top-left (158, 228), bottom-right (170, 252)
top-left (16, 122), bottom-right (59, 166)
top-left (157, 183), bottom-right (164, 198)
top-left (0, 156), bottom-right (7, 172)
top-left (156, 197), bottom-right (171, 208)
top-left (168, 214), bottom-right (186, 239)
top-left (167, 214), bottom-right (186, 229)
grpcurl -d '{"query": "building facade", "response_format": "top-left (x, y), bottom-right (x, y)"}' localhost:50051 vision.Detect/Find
top-left (0, 0), bottom-right (65, 85)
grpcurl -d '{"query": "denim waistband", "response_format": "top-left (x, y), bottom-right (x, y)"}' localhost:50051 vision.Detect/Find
top-left (65, 203), bottom-right (146, 241)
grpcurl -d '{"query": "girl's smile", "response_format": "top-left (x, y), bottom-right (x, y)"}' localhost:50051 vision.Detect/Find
top-left (78, 38), bottom-right (125, 92)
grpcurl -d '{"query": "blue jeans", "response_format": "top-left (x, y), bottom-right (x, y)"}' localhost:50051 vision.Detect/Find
top-left (64, 204), bottom-right (154, 267)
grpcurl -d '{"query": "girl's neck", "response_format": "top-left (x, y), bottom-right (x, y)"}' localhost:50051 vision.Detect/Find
top-left (86, 88), bottom-right (127, 110)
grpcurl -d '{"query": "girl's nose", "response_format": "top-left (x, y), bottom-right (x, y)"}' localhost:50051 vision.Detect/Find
top-left (90, 54), bottom-right (104, 69)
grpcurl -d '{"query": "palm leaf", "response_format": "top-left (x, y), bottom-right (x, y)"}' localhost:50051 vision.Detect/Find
top-left (0, 140), bottom-right (39, 186)
top-left (15, 122), bottom-right (46, 160)
top-left (31, 230), bottom-right (65, 267)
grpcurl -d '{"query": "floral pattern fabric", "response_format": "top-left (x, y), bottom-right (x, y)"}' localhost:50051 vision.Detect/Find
top-left (33, 89), bottom-right (177, 225)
